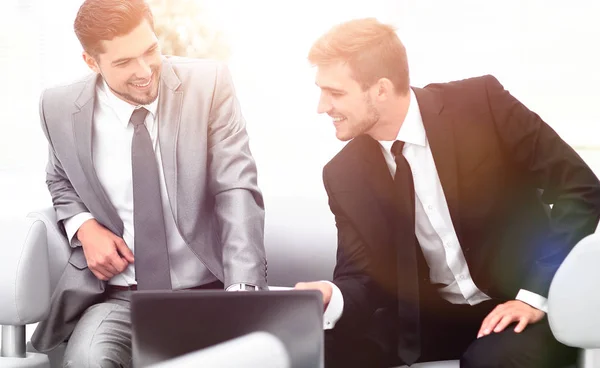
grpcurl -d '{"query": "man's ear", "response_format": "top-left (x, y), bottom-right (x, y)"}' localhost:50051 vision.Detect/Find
top-left (82, 51), bottom-right (100, 74)
top-left (375, 78), bottom-right (395, 101)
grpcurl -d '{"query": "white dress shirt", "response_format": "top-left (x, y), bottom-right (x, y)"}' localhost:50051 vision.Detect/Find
top-left (323, 90), bottom-right (547, 329)
top-left (64, 79), bottom-right (222, 289)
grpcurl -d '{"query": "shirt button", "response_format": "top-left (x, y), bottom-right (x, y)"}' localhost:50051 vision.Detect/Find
top-left (427, 205), bottom-right (433, 210)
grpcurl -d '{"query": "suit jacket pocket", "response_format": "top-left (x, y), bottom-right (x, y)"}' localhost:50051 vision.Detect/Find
top-left (68, 247), bottom-right (88, 269)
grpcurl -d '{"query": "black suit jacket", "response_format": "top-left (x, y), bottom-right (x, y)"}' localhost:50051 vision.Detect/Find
top-left (324, 75), bottom-right (600, 336)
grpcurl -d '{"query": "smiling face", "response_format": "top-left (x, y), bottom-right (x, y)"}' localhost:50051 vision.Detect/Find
top-left (315, 61), bottom-right (380, 141)
top-left (83, 18), bottom-right (161, 106)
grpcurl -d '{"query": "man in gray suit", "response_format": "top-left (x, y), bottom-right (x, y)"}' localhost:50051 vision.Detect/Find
top-left (30, 0), bottom-right (267, 366)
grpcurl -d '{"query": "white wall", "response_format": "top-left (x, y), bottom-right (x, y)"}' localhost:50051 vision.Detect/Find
top-left (2, 0), bottom-right (599, 204)
top-left (207, 1), bottom-right (600, 201)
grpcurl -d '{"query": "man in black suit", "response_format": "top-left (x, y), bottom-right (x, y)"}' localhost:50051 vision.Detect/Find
top-left (295, 18), bottom-right (600, 367)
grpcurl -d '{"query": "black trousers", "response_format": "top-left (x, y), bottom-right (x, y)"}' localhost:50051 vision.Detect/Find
top-left (325, 285), bottom-right (577, 368)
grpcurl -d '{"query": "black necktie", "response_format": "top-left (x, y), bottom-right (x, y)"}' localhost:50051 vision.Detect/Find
top-left (391, 140), bottom-right (421, 365)
top-left (130, 107), bottom-right (172, 290)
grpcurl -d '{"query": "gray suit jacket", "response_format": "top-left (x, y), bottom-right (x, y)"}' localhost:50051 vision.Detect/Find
top-left (31, 57), bottom-right (267, 352)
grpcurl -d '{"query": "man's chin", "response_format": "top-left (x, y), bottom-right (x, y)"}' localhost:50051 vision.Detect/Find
top-left (108, 83), bottom-right (158, 106)
top-left (125, 88), bottom-right (158, 106)
top-left (335, 130), bottom-right (354, 142)
top-left (126, 76), bottom-right (160, 105)
top-left (137, 93), bottom-right (158, 105)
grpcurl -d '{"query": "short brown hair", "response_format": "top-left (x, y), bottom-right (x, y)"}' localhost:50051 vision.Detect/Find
top-left (74, 0), bottom-right (154, 57)
top-left (309, 18), bottom-right (410, 94)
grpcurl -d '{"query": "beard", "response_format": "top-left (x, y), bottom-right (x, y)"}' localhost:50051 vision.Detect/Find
top-left (103, 65), bottom-right (161, 106)
top-left (356, 94), bottom-right (380, 136)
top-left (117, 86), bottom-right (158, 106)
top-left (334, 94), bottom-right (381, 142)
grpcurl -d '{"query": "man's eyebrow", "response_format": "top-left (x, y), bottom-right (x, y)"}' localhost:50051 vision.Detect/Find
top-left (316, 83), bottom-right (345, 93)
top-left (111, 43), bottom-right (158, 65)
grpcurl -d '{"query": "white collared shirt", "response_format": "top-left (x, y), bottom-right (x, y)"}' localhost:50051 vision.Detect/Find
top-left (64, 79), bottom-right (218, 289)
top-left (323, 90), bottom-right (547, 329)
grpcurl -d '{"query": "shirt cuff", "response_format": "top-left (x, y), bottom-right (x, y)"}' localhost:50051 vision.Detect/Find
top-left (322, 280), bottom-right (344, 330)
top-left (226, 283), bottom-right (258, 291)
top-left (516, 289), bottom-right (548, 313)
top-left (63, 212), bottom-right (94, 248)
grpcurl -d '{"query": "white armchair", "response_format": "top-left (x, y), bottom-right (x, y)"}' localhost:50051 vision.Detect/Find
top-left (2, 205), bottom-right (598, 368)
top-left (548, 231), bottom-right (600, 368)
top-left (0, 208), bottom-right (71, 368)
top-left (0, 213), bottom-right (52, 367)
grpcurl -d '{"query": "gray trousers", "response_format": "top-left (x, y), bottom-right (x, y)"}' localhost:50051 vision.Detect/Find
top-left (63, 290), bottom-right (133, 368)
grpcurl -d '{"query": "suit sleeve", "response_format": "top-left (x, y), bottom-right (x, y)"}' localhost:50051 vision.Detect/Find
top-left (206, 63), bottom-right (267, 290)
top-left (324, 169), bottom-right (384, 334)
top-left (40, 91), bottom-right (90, 230)
top-left (484, 75), bottom-right (600, 297)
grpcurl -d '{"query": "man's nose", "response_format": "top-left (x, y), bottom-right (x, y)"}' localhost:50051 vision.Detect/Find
top-left (317, 95), bottom-right (331, 114)
top-left (136, 58), bottom-right (152, 79)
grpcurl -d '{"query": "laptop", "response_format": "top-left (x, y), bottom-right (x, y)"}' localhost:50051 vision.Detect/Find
top-left (130, 289), bottom-right (324, 368)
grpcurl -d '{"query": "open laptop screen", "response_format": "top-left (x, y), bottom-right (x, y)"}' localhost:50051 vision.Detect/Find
top-left (131, 290), bottom-right (323, 368)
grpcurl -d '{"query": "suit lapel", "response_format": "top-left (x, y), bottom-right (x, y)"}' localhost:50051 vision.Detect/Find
top-left (347, 135), bottom-right (406, 248)
top-left (353, 135), bottom-right (416, 299)
top-left (413, 87), bottom-right (462, 239)
top-left (157, 59), bottom-right (183, 220)
top-left (358, 135), bottom-right (400, 210)
top-left (72, 74), bottom-right (124, 235)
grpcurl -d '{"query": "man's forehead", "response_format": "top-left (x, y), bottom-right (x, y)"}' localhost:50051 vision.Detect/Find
top-left (100, 38), bottom-right (155, 58)
top-left (315, 62), bottom-right (356, 90)
top-left (97, 20), bottom-right (157, 60)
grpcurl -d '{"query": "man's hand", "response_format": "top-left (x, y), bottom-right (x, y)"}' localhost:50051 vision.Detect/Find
top-left (294, 281), bottom-right (333, 310)
top-left (76, 219), bottom-right (134, 281)
top-left (478, 300), bottom-right (545, 338)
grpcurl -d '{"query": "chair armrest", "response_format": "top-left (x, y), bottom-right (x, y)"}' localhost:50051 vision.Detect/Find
top-left (548, 233), bottom-right (600, 349)
top-left (26, 207), bottom-right (70, 293)
top-left (0, 215), bottom-right (50, 326)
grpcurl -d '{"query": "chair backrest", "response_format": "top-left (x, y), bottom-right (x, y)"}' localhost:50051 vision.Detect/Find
top-left (27, 196), bottom-right (339, 288)
top-left (548, 232), bottom-right (600, 349)
top-left (29, 195), bottom-right (339, 290)
top-left (263, 194), bottom-right (337, 286)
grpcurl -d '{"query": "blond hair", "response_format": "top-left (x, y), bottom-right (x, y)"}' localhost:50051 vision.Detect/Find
top-left (308, 18), bottom-right (409, 94)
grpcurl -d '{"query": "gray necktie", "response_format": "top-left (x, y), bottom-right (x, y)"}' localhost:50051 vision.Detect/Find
top-left (130, 107), bottom-right (172, 290)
